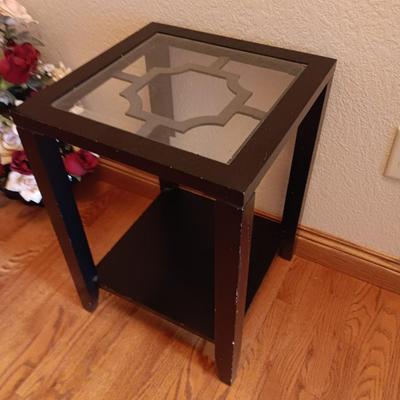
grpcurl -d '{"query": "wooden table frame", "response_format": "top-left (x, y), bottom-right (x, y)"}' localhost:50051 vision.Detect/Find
top-left (13, 23), bottom-right (335, 384)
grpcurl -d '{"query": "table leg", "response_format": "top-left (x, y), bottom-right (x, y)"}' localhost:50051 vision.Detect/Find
top-left (19, 129), bottom-right (98, 311)
top-left (280, 82), bottom-right (332, 260)
top-left (214, 194), bottom-right (255, 384)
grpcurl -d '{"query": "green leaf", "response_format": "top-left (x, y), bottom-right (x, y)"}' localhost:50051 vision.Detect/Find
top-left (0, 79), bottom-right (12, 91)
top-left (27, 75), bottom-right (45, 91)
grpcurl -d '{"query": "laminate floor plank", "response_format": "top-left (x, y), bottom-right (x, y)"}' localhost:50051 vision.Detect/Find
top-left (0, 177), bottom-right (399, 400)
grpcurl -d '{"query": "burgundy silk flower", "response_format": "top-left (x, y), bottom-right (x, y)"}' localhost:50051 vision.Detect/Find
top-left (0, 43), bottom-right (40, 84)
top-left (10, 150), bottom-right (32, 175)
top-left (64, 149), bottom-right (98, 177)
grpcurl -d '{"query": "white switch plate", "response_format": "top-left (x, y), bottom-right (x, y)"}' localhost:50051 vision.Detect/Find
top-left (385, 127), bottom-right (400, 180)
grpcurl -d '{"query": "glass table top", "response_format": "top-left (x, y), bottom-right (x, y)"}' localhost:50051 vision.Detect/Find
top-left (53, 33), bottom-right (305, 164)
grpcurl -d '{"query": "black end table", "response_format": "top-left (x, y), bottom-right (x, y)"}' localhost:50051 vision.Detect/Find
top-left (13, 23), bottom-right (335, 384)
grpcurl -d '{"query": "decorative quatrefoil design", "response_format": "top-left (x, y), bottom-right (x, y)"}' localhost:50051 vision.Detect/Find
top-left (112, 57), bottom-right (267, 137)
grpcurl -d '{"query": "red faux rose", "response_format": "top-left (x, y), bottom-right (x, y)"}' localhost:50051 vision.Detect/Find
top-left (11, 151), bottom-right (32, 175)
top-left (0, 43), bottom-right (40, 84)
top-left (64, 149), bottom-right (98, 177)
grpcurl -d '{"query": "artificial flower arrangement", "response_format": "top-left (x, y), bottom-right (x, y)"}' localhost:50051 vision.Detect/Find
top-left (0, 0), bottom-right (98, 205)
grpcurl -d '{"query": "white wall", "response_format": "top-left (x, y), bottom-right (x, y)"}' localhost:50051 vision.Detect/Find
top-left (21, 0), bottom-right (400, 258)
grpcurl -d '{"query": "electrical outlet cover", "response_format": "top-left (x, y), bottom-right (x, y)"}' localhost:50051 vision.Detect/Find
top-left (385, 127), bottom-right (400, 180)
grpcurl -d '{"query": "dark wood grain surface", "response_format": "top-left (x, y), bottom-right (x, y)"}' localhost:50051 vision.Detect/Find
top-left (12, 23), bottom-right (336, 207)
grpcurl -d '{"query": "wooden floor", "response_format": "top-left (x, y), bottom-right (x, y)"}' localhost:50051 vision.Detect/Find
top-left (1, 176), bottom-right (400, 400)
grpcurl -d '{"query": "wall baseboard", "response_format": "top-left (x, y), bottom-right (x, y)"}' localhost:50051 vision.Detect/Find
top-left (98, 159), bottom-right (400, 294)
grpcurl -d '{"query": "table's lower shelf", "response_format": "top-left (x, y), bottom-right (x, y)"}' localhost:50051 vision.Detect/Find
top-left (97, 189), bottom-right (280, 341)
